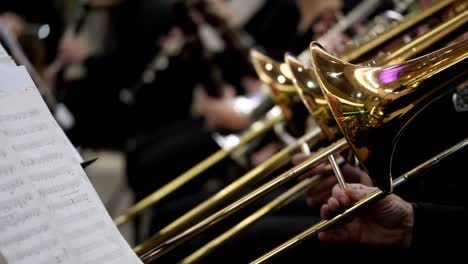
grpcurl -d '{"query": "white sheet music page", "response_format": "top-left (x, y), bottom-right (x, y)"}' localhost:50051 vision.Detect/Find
top-left (0, 87), bottom-right (142, 263)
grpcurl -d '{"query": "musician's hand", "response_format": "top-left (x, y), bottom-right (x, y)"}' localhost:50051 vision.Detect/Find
top-left (198, 85), bottom-right (250, 131)
top-left (58, 34), bottom-right (91, 64)
top-left (318, 183), bottom-right (414, 247)
top-left (292, 152), bottom-right (371, 208)
top-left (250, 142), bottom-right (282, 166)
top-left (241, 76), bottom-right (262, 94)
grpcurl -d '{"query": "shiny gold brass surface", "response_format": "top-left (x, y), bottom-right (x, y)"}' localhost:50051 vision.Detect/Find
top-left (140, 137), bottom-right (349, 263)
top-left (250, 49), bottom-right (310, 137)
top-left (180, 175), bottom-right (323, 264)
top-left (251, 138), bottom-right (468, 264)
top-left (250, 49), bottom-right (295, 94)
top-left (113, 112), bottom-right (283, 227)
top-left (286, 7), bottom-right (467, 140)
top-left (134, 127), bottom-right (327, 256)
top-left (312, 40), bottom-right (467, 191)
top-left (285, 55), bottom-right (338, 140)
top-left (338, 0), bottom-right (460, 62)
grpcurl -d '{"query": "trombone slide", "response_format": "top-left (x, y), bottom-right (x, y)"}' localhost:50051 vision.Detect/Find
top-left (180, 157), bottom-right (344, 263)
top-left (339, 0), bottom-right (459, 62)
top-left (134, 125), bottom-right (325, 256)
top-left (250, 138), bottom-right (468, 264)
top-left (180, 175), bottom-right (323, 264)
top-left (138, 137), bottom-right (348, 262)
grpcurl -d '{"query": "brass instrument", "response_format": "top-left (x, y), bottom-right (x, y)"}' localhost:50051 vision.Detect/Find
top-left (339, 0), bottom-right (459, 62)
top-left (136, 0), bottom-right (465, 261)
top-left (287, 7), bottom-right (467, 124)
top-left (250, 49), bottom-right (319, 139)
top-left (251, 39), bottom-right (468, 263)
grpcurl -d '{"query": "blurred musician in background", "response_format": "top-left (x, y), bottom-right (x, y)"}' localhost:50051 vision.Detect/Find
top-left (0, 0), bottom-right (63, 79)
top-left (52, 0), bottom-right (264, 244)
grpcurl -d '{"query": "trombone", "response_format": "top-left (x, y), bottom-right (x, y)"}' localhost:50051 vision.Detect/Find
top-left (251, 37), bottom-right (468, 264)
top-left (137, 1), bottom-right (467, 261)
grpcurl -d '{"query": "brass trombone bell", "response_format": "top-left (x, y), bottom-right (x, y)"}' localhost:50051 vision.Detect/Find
top-left (284, 55), bottom-right (327, 106)
top-left (311, 39), bottom-right (468, 192)
top-left (286, 5), bottom-right (468, 142)
top-left (250, 49), bottom-right (295, 94)
top-left (250, 49), bottom-right (311, 137)
top-left (285, 55), bottom-right (338, 141)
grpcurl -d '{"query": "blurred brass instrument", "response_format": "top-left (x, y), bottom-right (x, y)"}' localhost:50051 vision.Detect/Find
top-left (136, 0), bottom-right (465, 262)
top-left (114, 0), bottom-right (293, 227)
top-left (250, 49), bottom-right (324, 140)
top-left (252, 37), bottom-right (467, 264)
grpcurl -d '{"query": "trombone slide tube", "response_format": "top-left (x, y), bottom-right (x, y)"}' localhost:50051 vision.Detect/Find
top-left (328, 154), bottom-right (347, 189)
top-left (139, 137), bottom-right (348, 262)
top-left (114, 149), bottom-right (229, 226)
top-left (339, 0), bottom-right (458, 62)
top-left (114, 112), bottom-right (283, 226)
top-left (374, 9), bottom-right (468, 66)
top-left (180, 175), bottom-right (323, 264)
top-left (134, 126), bottom-right (322, 255)
top-left (251, 138), bottom-right (468, 264)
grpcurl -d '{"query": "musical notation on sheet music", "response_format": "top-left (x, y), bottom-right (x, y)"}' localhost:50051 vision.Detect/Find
top-left (0, 45), bottom-right (141, 264)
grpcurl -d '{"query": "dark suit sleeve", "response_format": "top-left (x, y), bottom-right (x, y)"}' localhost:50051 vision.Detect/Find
top-left (411, 202), bottom-right (464, 251)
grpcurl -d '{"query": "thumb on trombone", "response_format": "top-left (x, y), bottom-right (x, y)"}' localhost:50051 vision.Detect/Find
top-left (318, 183), bottom-right (414, 247)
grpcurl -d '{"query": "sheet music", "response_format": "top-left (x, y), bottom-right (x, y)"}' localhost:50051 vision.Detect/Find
top-left (0, 42), bottom-right (81, 161)
top-left (0, 66), bottom-right (36, 95)
top-left (0, 43), bottom-right (6, 57)
top-left (0, 87), bottom-right (142, 263)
